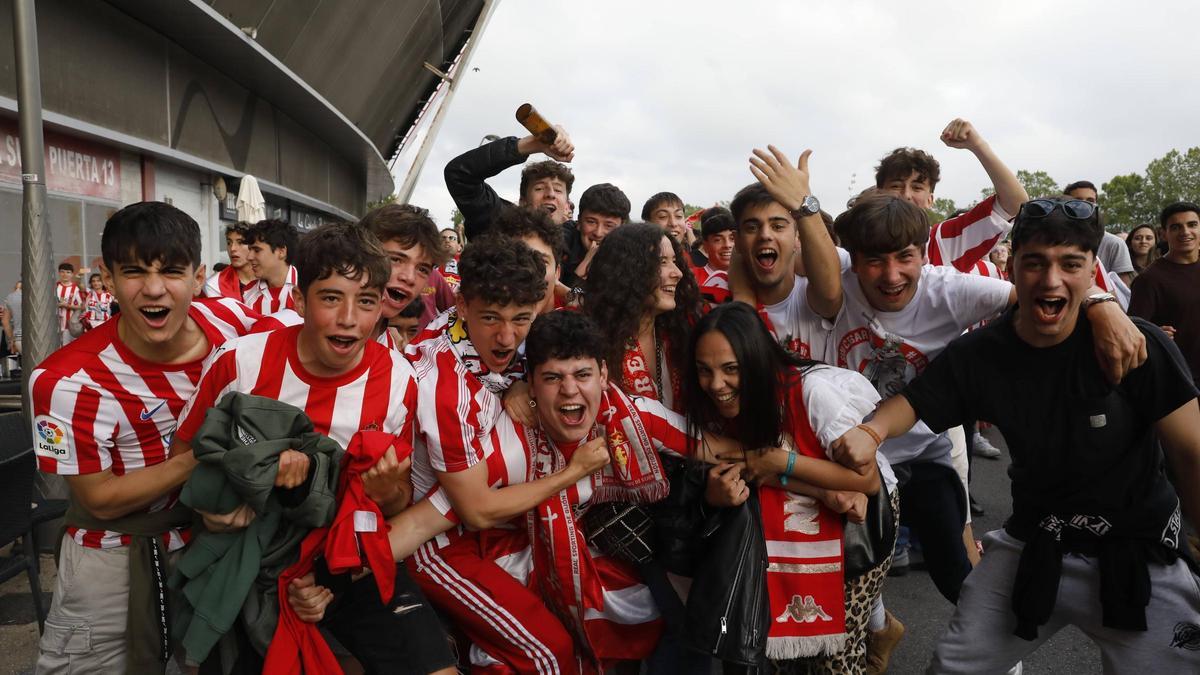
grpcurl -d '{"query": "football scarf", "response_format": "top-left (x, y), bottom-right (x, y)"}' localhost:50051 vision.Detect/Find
top-left (524, 384), bottom-right (668, 668)
top-left (759, 374), bottom-right (847, 659)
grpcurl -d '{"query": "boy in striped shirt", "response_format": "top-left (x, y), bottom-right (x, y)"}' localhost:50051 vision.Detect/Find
top-left (243, 218), bottom-right (299, 315)
top-left (54, 262), bottom-right (83, 345)
top-left (203, 221), bottom-right (257, 301)
top-left (31, 202), bottom-right (258, 673)
top-left (173, 221), bottom-right (457, 674)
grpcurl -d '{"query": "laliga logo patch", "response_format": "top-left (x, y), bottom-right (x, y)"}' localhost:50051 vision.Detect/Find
top-left (34, 416), bottom-right (72, 461)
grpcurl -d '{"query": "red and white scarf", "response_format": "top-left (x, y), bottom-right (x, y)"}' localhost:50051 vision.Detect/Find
top-left (214, 265), bottom-right (253, 301)
top-left (524, 385), bottom-right (667, 668)
top-left (621, 334), bottom-right (680, 410)
top-left (759, 374), bottom-right (846, 659)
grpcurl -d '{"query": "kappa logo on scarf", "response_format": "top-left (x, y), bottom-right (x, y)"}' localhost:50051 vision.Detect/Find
top-left (776, 595), bottom-right (833, 624)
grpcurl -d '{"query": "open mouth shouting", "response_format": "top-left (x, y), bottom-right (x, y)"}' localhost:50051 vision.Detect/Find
top-left (384, 284), bottom-right (412, 310)
top-left (491, 348), bottom-right (515, 368)
top-left (558, 402), bottom-right (586, 426)
top-left (1032, 294), bottom-right (1068, 325)
top-left (754, 246), bottom-right (779, 273)
top-left (327, 334), bottom-right (360, 355)
top-left (540, 202), bottom-right (558, 216)
top-left (138, 305), bottom-right (171, 329)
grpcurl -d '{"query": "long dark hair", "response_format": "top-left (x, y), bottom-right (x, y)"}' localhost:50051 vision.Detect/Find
top-left (1125, 223), bottom-right (1160, 272)
top-left (583, 223), bottom-right (701, 390)
top-left (683, 303), bottom-right (819, 452)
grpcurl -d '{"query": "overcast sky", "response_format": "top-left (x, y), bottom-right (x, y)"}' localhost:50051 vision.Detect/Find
top-left (395, 0), bottom-right (1200, 227)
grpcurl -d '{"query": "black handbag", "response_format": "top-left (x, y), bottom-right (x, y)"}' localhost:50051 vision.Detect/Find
top-left (842, 478), bottom-right (897, 579)
top-left (579, 501), bottom-right (657, 565)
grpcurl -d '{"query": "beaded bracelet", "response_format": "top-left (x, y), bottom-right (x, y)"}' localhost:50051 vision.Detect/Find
top-left (779, 450), bottom-right (797, 486)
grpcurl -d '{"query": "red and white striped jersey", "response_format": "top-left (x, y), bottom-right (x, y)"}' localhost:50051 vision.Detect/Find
top-left (55, 281), bottom-right (82, 331)
top-left (175, 324), bottom-right (418, 452)
top-left (427, 394), bottom-right (695, 533)
top-left (249, 308), bottom-right (302, 334)
top-left (30, 296), bottom-right (258, 550)
top-left (927, 196), bottom-right (1013, 272)
top-left (966, 259), bottom-right (1004, 280)
top-left (82, 290), bottom-right (114, 329)
top-left (405, 311), bottom-right (527, 513)
top-left (243, 265), bottom-right (298, 315)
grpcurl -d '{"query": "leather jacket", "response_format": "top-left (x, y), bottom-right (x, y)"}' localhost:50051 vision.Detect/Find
top-left (682, 487), bottom-right (770, 666)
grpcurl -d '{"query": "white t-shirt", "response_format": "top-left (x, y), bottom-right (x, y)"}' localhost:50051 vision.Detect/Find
top-left (767, 264), bottom-right (1011, 466)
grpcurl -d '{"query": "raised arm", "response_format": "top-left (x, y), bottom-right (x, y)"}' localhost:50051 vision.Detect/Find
top-left (444, 128), bottom-right (575, 241)
top-left (750, 146), bottom-right (842, 319)
top-left (941, 118), bottom-right (1028, 217)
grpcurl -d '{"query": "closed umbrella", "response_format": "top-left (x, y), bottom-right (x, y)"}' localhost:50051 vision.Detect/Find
top-left (236, 175), bottom-right (266, 223)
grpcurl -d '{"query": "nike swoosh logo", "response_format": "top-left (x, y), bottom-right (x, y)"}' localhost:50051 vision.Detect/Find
top-left (140, 401), bottom-right (166, 421)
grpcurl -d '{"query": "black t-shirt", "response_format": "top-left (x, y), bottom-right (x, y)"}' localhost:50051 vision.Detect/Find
top-left (902, 308), bottom-right (1197, 523)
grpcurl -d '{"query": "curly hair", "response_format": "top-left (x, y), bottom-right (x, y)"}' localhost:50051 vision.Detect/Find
top-left (358, 203), bottom-right (449, 267)
top-left (458, 234), bottom-right (547, 307)
top-left (582, 222), bottom-right (701, 390)
top-left (493, 205), bottom-right (565, 269)
top-left (525, 311), bottom-right (607, 372)
top-left (875, 147), bottom-right (941, 190)
top-left (519, 160), bottom-right (575, 200)
top-left (294, 221), bottom-right (390, 293)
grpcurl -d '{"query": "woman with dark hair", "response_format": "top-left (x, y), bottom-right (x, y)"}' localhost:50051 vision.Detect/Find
top-left (1126, 223), bottom-right (1160, 277)
top-left (685, 302), bottom-right (898, 673)
top-left (583, 222), bottom-right (702, 411)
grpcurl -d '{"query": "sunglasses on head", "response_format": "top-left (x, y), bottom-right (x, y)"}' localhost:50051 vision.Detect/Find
top-left (1018, 199), bottom-right (1098, 221)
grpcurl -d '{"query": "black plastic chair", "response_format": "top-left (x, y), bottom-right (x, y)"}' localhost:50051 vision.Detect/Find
top-left (0, 411), bottom-right (67, 633)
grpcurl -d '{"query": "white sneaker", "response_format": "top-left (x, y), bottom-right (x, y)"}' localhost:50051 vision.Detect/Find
top-left (973, 432), bottom-right (1002, 459)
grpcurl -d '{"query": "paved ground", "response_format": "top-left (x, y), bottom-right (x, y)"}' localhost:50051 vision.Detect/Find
top-left (885, 427), bottom-right (1101, 674)
top-left (0, 428), bottom-right (1105, 673)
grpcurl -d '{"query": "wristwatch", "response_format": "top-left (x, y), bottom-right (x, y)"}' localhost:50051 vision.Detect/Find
top-left (1082, 292), bottom-right (1117, 310)
top-left (790, 194), bottom-right (821, 219)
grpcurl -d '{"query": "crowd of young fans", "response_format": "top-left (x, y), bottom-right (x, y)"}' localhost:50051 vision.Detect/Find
top-left (25, 116), bottom-right (1200, 674)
